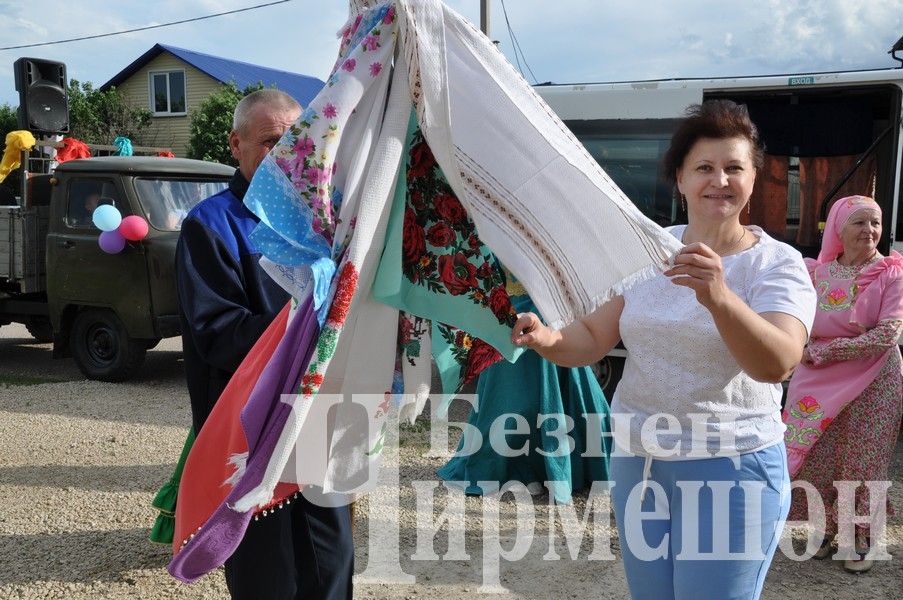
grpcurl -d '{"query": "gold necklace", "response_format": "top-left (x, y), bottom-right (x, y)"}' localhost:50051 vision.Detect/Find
top-left (718, 227), bottom-right (747, 256)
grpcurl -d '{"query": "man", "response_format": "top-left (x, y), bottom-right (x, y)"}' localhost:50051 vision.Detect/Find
top-left (73, 191), bottom-right (102, 226)
top-left (84, 191), bottom-right (101, 214)
top-left (176, 89), bottom-right (354, 599)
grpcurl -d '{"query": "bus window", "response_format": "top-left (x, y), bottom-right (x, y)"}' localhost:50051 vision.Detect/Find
top-left (573, 134), bottom-right (678, 227)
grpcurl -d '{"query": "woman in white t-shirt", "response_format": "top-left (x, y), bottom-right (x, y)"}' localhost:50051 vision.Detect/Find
top-left (512, 100), bottom-right (816, 599)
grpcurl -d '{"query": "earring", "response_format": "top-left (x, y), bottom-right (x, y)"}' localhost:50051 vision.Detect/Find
top-left (747, 200), bottom-right (750, 215)
top-left (681, 194), bottom-right (687, 212)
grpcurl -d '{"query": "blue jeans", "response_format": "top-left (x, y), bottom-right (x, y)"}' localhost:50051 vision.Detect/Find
top-left (610, 443), bottom-right (790, 600)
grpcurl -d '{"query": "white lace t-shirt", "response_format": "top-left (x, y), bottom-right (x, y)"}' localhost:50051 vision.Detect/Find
top-left (611, 225), bottom-right (816, 458)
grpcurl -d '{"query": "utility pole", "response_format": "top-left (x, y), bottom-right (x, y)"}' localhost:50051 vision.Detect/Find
top-left (480, 0), bottom-right (490, 36)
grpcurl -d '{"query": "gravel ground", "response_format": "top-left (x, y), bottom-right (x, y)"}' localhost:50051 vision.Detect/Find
top-left (0, 322), bottom-right (900, 599)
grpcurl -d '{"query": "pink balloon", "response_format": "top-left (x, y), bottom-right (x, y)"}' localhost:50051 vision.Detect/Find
top-left (98, 230), bottom-right (126, 254)
top-left (119, 215), bottom-right (149, 241)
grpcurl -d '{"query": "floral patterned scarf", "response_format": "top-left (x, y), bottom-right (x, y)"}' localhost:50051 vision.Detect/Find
top-left (374, 111), bottom-right (525, 394)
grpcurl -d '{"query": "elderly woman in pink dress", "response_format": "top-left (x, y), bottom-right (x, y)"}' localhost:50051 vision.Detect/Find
top-left (784, 195), bottom-right (903, 573)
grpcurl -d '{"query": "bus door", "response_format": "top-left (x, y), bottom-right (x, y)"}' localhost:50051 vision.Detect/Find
top-left (707, 85), bottom-right (902, 257)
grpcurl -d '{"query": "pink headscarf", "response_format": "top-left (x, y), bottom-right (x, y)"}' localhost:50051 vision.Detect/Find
top-left (817, 195), bottom-right (881, 264)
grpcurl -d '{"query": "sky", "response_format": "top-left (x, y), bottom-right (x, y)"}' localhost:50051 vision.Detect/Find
top-left (1, 0), bottom-right (903, 108)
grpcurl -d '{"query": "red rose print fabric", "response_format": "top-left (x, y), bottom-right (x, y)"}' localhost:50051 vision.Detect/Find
top-left (373, 112), bottom-right (525, 392)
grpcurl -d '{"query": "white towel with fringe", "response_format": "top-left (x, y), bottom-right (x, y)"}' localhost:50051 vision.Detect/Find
top-left (395, 0), bottom-right (681, 330)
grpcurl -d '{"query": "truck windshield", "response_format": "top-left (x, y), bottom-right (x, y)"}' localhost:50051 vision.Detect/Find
top-left (134, 178), bottom-right (229, 231)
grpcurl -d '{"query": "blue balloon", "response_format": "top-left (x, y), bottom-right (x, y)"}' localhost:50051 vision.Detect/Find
top-left (92, 204), bottom-right (122, 232)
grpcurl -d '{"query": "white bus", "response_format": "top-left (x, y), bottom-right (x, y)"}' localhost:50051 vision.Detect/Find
top-left (535, 67), bottom-right (903, 395)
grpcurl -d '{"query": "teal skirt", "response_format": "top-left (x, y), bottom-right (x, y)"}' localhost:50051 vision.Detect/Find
top-left (437, 348), bottom-right (611, 504)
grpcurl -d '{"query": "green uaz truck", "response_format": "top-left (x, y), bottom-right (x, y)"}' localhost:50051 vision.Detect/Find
top-left (0, 156), bottom-right (233, 381)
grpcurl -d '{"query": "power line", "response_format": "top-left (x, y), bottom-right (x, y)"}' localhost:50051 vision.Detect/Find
top-left (0, 0), bottom-right (292, 51)
top-left (505, 14), bottom-right (525, 76)
top-left (500, 0), bottom-right (538, 84)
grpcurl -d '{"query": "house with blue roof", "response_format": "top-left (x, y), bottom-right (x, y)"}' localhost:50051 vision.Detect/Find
top-left (100, 43), bottom-right (324, 157)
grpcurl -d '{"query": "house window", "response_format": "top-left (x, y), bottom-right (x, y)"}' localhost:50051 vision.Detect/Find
top-left (149, 71), bottom-right (186, 115)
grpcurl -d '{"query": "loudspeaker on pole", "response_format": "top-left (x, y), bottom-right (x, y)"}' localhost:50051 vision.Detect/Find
top-left (14, 57), bottom-right (70, 134)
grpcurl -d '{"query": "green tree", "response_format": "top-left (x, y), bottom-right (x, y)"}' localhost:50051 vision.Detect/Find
top-left (186, 82), bottom-right (265, 166)
top-left (0, 103), bottom-right (17, 137)
top-left (66, 79), bottom-right (152, 144)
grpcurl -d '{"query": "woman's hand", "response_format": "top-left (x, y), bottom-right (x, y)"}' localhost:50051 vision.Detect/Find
top-left (664, 242), bottom-right (732, 309)
top-left (801, 345), bottom-right (815, 366)
top-left (801, 340), bottom-right (829, 366)
top-left (511, 312), bottom-right (554, 349)
top-left (510, 297), bottom-right (624, 367)
top-left (663, 242), bottom-right (810, 382)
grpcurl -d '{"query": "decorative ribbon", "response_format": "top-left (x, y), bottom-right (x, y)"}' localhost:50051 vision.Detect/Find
top-left (112, 136), bottom-right (133, 156)
top-left (56, 137), bottom-right (92, 163)
top-left (0, 130), bottom-right (36, 183)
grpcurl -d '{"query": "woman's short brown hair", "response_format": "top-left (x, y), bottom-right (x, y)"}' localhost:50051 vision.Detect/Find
top-left (662, 99), bottom-right (765, 184)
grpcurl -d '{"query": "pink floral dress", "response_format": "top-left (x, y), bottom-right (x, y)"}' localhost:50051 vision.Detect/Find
top-left (785, 252), bottom-right (903, 536)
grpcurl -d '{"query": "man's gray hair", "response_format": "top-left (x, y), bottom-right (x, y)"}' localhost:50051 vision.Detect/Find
top-left (232, 89), bottom-right (301, 132)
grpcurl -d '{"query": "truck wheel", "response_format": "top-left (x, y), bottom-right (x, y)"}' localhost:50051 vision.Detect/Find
top-left (25, 317), bottom-right (54, 343)
top-left (70, 309), bottom-right (147, 382)
top-left (590, 355), bottom-right (625, 401)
